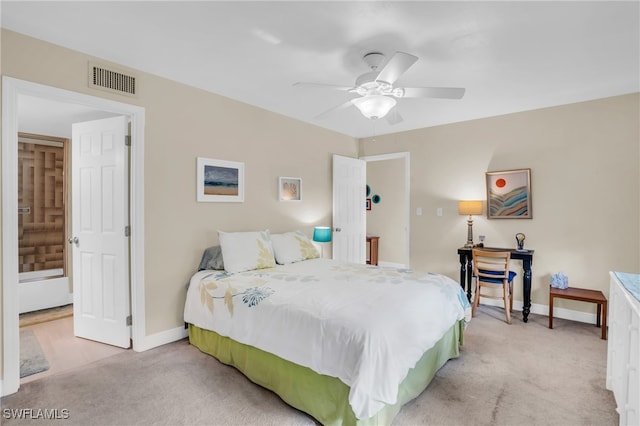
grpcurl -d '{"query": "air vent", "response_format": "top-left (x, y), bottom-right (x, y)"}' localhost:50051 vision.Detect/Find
top-left (89, 62), bottom-right (137, 97)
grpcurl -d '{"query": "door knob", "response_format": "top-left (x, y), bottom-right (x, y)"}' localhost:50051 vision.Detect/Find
top-left (68, 237), bottom-right (79, 246)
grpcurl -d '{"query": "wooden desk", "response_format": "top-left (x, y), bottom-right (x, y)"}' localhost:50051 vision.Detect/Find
top-left (366, 236), bottom-right (379, 266)
top-left (458, 247), bottom-right (534, 322)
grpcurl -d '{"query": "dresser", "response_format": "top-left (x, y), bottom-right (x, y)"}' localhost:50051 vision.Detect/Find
top-left (606, 271), bottom-right (640, 426)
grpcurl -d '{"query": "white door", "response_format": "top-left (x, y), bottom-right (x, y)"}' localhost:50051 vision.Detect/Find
top-left (332, 154), bottom-right (366, 263)
top-left (71, 116), bottom-right (131, 348)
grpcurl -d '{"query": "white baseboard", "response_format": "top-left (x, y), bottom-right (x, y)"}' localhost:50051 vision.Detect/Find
top-left (479, 298), bottom-right (602, 325)
top-left (132, 325), bottom-right (188, 352)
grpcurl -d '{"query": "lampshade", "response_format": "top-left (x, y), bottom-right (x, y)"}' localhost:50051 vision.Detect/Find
top-left (313, 226), bottom-right (332, 243)
top-left (351, 95), bottom-right (397, 119)
top-left (458, 200), bottom-right (483, 216)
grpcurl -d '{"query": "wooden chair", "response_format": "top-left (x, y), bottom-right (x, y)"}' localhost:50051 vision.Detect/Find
top-left (472, 249), bottom-right (517, 324)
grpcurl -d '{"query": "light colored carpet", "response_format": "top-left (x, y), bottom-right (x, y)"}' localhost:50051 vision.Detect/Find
top-left (2, 307), bottom-right (618, 425)
top-left (19, 330), bottom-right (50, 378)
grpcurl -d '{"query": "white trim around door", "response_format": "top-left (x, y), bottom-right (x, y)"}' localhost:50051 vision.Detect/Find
top-left (1, 77), bottom-right (146, 396)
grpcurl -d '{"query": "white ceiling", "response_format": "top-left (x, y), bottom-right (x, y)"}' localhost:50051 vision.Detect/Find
top-left (17, 95), bottom-right (119, 138)
top-left (3, 1), bottom-right (639, 139)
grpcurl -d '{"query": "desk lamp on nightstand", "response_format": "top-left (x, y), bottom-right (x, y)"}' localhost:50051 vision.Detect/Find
top-left (458, 200), bottom-right (483, 248)
top-left (313, 226), bottom-right (332, 258)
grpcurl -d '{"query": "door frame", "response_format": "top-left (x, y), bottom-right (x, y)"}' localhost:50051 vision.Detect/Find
top-left (2, 77), bottom-right (146, 396)
top-left (360, 152), bottom-right (411, 267)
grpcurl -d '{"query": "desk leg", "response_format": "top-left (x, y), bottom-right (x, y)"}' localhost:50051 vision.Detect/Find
top-left (466, 258), bottom-right (473, 302)
top-left (459, 253), bottom-right (471, 302)
top-left (522, 258), bottom-right (533, 322)
top-left (601, 301), bottom-right (607, 340)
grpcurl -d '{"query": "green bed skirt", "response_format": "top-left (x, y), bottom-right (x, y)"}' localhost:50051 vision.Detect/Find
top-left (188, 321), bottom-right (463, 426)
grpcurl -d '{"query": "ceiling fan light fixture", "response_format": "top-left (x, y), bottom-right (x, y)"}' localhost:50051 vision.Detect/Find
top-left (351, 95), bottom-right (397, 119)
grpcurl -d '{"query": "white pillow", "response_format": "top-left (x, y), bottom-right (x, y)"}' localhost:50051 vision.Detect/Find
top-left (271, 230), bottom-right (320, 265)
top-left (218, 230), bottom-right (276, 273)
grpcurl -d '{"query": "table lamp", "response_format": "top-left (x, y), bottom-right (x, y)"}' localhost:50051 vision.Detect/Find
top-left (458, 200), bottom-right (483, 248)
top-left (313, 226), bottom-right (332, 258)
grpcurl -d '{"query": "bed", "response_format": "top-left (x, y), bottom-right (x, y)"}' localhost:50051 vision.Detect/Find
top-left (184, 230), bottom-right (471, 425)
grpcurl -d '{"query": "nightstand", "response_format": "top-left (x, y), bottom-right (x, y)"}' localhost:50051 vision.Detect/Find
top-left (366, 236), bottom-right (379, 265)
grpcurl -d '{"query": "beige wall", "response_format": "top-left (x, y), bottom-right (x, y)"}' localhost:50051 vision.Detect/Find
top-left (359, 93), bottom-right (640, 312)
top-left (0, 30), bottom-right (357, 379)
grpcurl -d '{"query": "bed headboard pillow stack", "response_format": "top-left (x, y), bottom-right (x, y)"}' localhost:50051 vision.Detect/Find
top-left (199, 230), bottom-right (320, 273)
top-left (270, 230), bottom-right (319, 264)
top-left (218, 230), bottom-right (276, 273)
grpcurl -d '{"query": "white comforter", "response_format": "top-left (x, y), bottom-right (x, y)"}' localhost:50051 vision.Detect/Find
top-left (184, 259), bottom-right (470, 420)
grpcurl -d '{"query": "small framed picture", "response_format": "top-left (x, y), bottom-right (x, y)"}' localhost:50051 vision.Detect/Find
top-left (366, 198), bottom-right (372, 210)
top-left (486, 168), bottom-right (532, 219)
top-left (279, 177), bottom-right (301, 201)
top-left (197, 157), bottom-right (244, 202)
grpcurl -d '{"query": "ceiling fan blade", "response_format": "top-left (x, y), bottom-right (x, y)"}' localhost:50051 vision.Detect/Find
top-left (386, 108), bottom-right (403, 125)
top-left (314, 101), bottom-right (354, 120)
top-left (293, 82), bottom-right (353, 92)
top-left (401, 87), bottom-right (466, 99)
top-left (375, 52), bottom-right (418, 85)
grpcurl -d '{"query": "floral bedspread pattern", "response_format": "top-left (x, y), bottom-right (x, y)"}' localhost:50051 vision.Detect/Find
top-left (184, 259), bottom-right (471, 420)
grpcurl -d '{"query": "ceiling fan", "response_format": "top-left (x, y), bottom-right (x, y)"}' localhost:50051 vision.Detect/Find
top-left (294, 51), bottom-right (465, 124)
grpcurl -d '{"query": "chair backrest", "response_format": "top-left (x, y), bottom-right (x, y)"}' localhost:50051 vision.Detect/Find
top-left (472, 249), bottom-right (511, 285)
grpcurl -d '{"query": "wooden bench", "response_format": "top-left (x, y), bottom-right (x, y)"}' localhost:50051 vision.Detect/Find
top-left (549, 286), bottom-right (607, 339)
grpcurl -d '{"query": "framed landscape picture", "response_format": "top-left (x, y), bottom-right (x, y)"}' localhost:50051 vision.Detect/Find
top-left (486, 168), bottom-right (532, 219)
top-left (197, 157), bottom-right (244, 202)
top-left (278, 177), bottom-right (301, 201)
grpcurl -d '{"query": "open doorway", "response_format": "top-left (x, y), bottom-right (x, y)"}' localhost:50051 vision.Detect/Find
top-left (17, 132), bottom-right (72, 314)
top-left (2, 77), bottom-right (146, 396)
top-left (17, 100), bottom-right (125, 383)
top-left (361, 152), bottom-right (410, 268)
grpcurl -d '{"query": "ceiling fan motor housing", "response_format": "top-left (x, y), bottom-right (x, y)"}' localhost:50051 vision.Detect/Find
top-left (354, 52), bottom-right (395, 96)
top-left (363, 52), bottom-right (385, 69)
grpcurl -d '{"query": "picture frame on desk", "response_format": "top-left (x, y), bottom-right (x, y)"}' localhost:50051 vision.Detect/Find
top-left (486, 168), bottom-right (532, 219)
